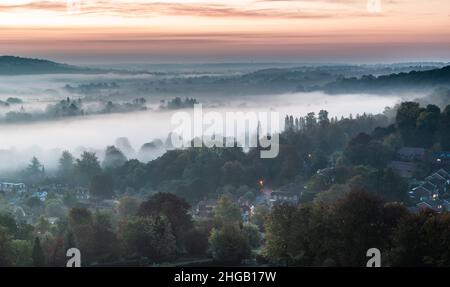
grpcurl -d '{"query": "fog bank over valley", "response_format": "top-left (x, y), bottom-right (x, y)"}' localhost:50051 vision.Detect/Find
top-left (0, 91), bottom-right (405, 173)
top-left (0, 60), bottom-right (448, 173)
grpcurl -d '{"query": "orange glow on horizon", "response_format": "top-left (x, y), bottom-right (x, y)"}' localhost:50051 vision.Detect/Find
top-left (0, 0), bottom-right (449, 63)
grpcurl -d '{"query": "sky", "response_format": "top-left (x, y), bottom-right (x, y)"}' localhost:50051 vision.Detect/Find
top-left (0, 0), bottom-right (449, 64)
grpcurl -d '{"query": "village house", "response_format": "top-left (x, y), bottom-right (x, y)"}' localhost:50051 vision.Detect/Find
top-left (195, 198), bottom-right (217, 218)
top-left (388, 161), bottom-right (417, 178)
top-left (432, 151), bottom-right (450, 167)
top-left (416, 199), bottom-right (450, 213)
top-left (426, 172), bottom-right (448, 193)
top-left (254, 187), bottom-right (272, 206)
top-left (410, 169), bottom-right (450, 208)
top-left (46, 217), bottom-right (59, 225)
top-left (269, 183), bottom-right (302, 207)
top-left (269, 191), bottom-right (299, 206)
top-left (253, 183), bottom-right (304, 209)
top-left (397, 147), bottom-right (426, 162)
top-left (100, 199), bottom-right (120, 211)
top-left (388, 147), bottom-right (427, 178)
top-left (75, 187), bottom-right (90, 201)
top-left (0, 182), bottom-right (26, 193)
top-left (409, 185), bottom-right (433, 201)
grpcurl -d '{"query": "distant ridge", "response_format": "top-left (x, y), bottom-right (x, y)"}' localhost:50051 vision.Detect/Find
top-left (321, 65), bottom-right (450, 94)
top-left (0, 56), bottom-right (101, 75)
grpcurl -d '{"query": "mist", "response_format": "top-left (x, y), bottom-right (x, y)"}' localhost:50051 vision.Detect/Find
top-left (0, 92), bottom-right (404, 172)
top-left (0, 64), bottom-right (433, 174)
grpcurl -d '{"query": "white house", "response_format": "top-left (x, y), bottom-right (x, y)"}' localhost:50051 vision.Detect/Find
top-left (0, 182), bottom-right (26, 193)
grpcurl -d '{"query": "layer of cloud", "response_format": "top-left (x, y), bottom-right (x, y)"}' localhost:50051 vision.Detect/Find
top-left (0, 0), bottom-right (381, 19)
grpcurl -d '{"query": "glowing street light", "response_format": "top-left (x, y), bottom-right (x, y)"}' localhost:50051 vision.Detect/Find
top-left (258, 179), bottom-right (264, 188)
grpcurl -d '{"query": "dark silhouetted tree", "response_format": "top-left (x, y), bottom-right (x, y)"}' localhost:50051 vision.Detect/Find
top-left (102, 146), bottom-right (127, 169)
top-left (32, 237), bottom-right (45, 267)
top-left (89, 173), bottom-right (115, 200)
top-left (76, 151), bottom-right (102, 184)
top-left (58, 151), bottom-right (75, 181)
top-left (138, 193), bottom-right (193, 248)
top-left (209, 224), bottom-right (251, 264)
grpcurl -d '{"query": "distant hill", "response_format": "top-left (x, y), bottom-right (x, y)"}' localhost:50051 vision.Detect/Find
top-left (320, 65), bottom-right (450, 94)
top-left (0, 56), bottom-right (102, 75)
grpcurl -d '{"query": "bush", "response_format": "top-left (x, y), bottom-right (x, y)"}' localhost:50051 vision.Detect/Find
top-left (209, 224), bottom-right (251, 264)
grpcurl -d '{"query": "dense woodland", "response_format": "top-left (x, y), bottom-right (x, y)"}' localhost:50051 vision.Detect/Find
top-left (0, 97), bottom-right (148, 124)
top-left (322, 66), bottom-right (450, 94)
top-left (1, 100), bottom-right (450, 266)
